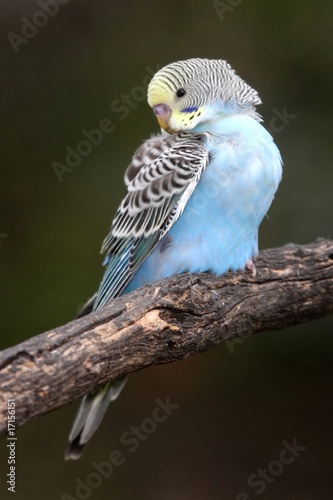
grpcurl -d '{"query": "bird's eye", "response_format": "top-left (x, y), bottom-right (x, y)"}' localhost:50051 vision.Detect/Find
top-left (176, 88), bottom-right (186, 98)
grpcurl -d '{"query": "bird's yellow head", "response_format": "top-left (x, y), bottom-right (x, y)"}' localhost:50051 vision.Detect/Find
top-left (147, 58), bottom-right (261, 133)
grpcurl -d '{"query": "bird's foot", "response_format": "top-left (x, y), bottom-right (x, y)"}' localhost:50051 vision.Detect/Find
top-left (246, 259), bottom-right (257, 277)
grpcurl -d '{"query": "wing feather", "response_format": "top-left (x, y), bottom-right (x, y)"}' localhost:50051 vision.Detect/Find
top-left (93, 132), bottom-right (209, 310)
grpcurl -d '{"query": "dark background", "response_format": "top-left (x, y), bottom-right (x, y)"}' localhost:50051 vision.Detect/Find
top-left (1, 1), bottom-right (333, 499)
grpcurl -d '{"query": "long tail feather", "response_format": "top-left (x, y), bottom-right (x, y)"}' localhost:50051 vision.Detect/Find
top-left (65, 376), bottom-right (128, 460)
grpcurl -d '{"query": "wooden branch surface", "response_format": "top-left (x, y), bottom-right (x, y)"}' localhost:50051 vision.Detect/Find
top-left (0, 239), bottom-right (332, 436)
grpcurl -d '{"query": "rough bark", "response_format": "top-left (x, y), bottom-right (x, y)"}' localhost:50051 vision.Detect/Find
top-left (0, 239), bottom-right (332, 436)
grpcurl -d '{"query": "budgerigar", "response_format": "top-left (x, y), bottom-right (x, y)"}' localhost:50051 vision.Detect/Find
top-left (65, 58), bottom-right (282, 459)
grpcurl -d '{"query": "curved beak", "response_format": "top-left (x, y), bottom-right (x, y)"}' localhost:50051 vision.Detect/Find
top-left (152, 104), bottom-right (172, 132)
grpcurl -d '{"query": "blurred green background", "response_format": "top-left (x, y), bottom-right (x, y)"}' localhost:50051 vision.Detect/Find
top-left (1, 0), bottom-right (333, 499)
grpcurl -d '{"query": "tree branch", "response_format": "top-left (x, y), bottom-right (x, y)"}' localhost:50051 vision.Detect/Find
top-left (1, 239), bottom-right (332, 436)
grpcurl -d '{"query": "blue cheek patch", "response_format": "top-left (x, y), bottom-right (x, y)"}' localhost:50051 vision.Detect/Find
top-left (180, 106), bottom-right (198, 113)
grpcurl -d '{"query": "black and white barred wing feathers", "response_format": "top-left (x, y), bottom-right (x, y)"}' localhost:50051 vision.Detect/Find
top-left (94, 133), bottom-right (209, 309)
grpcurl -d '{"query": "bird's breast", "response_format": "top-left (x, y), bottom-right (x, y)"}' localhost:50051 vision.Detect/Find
top-left (161, 117), bottom-right (282, 275)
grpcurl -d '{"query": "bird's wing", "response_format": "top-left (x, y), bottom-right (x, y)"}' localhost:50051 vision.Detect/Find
top-left (93, 132), bottom-right (210, 309)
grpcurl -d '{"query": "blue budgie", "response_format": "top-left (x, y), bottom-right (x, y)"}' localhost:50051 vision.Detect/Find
top-left (65, 58), bottom-right (282, 459)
